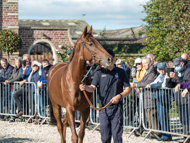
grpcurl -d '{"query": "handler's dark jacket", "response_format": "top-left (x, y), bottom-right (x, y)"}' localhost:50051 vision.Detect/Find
top-left (136, 65), bottom-right (157, 109)
top-left (166, 66), bottom-right (190, 105)
top-left (0, 64), bottom-right (14, 82)
top-left (92, 65), bottom-right (130, 108)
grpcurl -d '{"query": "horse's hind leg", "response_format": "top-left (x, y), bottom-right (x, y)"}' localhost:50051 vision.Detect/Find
top-left (51, 99), bottom-right (64, 143)
top-left (66, 106), bottom-right (78, 143)
top-left (62, 114), bottom-right (68, 141)
top-left (78, 107), bottom-right (90, 143)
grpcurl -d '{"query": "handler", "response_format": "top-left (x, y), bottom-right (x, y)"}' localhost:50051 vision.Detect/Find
top-left (79, 49), bottom-right (131, 143)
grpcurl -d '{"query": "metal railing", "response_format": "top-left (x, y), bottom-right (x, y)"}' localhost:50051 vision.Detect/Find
top-left (1, 82), bottom-right (190, 142)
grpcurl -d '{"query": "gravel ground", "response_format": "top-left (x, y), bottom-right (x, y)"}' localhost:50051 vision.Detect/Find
top-left (0, 120), bottom-right (189, 143)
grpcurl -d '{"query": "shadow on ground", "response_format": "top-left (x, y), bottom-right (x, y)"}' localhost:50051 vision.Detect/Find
top-left (0, 137), bottom-right (34, 143)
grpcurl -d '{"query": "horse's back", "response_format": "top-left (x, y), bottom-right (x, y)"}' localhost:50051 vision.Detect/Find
top-left (48, 62), bottom-right (68, 80)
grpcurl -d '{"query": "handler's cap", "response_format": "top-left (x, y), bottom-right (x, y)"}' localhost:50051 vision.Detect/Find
top-left (157, 62), bottom-right (166, 69)
top-left (173, 57), bottom-right (183, 66)
top-left (135, 58), bottom-right (142, 64)
top-left (67, 49), bottom-right (72, 55)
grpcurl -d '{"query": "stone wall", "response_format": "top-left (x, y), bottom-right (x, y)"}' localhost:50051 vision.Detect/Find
top-left (0, 0), bottom-right (19, 33)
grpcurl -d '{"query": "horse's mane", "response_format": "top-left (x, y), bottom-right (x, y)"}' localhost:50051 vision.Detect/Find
top-left (68, 38), bottom-right (79, 62)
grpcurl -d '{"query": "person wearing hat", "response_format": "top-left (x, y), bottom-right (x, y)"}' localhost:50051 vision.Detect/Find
top-left (131, 57), bottom-right (161, 139)
top-left (167, 57), bottom-right (190, 135)
top-left (67, 49), bottom-right (73, 59)
top-left (147, 62), bottom-right (172, 141)
top-left (116, 59), bottom-right (131, 78)
top-left (13, 61), bottom-right (42, 118)
top-left (131, 58), bottom-right (146, 82)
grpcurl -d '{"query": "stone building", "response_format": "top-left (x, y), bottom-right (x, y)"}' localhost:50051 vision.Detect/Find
top-left (0, 0), bottom-right (145, 65)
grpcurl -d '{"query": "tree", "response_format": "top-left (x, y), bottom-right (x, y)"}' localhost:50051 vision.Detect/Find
top-left (57, 45), bottom-right (73, 62)
top-left (142, 0), bottom-right (190, 62)
top-left (0, 30), bottom-right (22, 61)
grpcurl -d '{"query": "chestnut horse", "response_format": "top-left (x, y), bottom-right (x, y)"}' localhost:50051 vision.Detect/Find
top-left (47, 26), bottom-right (113, 143)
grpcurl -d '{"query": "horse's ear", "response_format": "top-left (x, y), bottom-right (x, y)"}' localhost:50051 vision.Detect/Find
top-left (88, 26), bottom-right (92, 35)
top-left (82, 26), bottom-right (88, 38)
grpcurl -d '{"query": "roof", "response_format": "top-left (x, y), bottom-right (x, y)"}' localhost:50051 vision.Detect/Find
top-left (94, 26), bottom-right (145, 39)
top-left (18, 20), bottom-right (145, 43)
top-left (18, 20), bottom-right (97, 40)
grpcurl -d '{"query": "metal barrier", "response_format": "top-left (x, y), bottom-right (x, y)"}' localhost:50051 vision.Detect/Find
top-left (0, 82), bottom-right (14, 116)
top-left (142, 87), bottom-right (190, 142)
top-left (123, 88), bottom-right (142, 138)
top-left (89, 88), bottom-right (100, 132)
top-left (0, 82), bottom-right (36, 122)
top-left (2, 81), bottom-right (190, 142)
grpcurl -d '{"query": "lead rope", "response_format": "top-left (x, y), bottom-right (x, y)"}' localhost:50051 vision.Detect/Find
top-left (80, 37), bottom-right (112, 111)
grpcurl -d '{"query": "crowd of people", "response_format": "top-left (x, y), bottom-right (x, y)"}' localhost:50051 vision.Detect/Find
top-left (0, 54), bottom-right (52, 124)
top-left (1, 49), bottom-right (190, 142)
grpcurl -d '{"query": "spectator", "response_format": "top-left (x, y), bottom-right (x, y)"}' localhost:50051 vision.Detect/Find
top-left (167, 57), bottom-right (190, 135)
top-left (181, 53), bottom-right (190, 69)
top-left (67, 49), bottom-right (72, 59)
top-left (147, 62), bottom-right (172, 141)
top-left (20, 54), bottom-right (32, 80)
top-left (3, 58), bottom-right (22, 121)
top-left (0, 58), bottom-right (14, 120)
top-left (116, 59), bottom-right (131, 78)
top-left (146, 52), bottom-right (158, 74)
top-left (37, 59), bottom-right (52, 123)
top-left (130, 57), bottom-right (161, 138)
top-left (131, 58), bottom-right (146, 82)
top-left (0, 58), bottom-right (14, 82)
top-left (13, 60), bottom-right (40, 118)
top-left (4, 58), bottom-right (22, 85)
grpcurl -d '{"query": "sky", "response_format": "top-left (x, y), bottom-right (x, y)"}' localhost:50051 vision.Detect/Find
top-left (19, 0), bottom-right (149, 30)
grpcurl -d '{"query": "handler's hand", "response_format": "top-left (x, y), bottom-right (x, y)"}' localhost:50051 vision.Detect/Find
top-left (182, 89), bottom-right (188, 97)
top-left (79, 83), bottom-right (86, 91)
top-left (110, 95), bottom-right (120, 104)
top-left (175, 84), bottom-right (180, 92)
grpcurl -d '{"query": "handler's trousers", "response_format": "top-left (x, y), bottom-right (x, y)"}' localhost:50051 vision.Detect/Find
top-left (99, 104), bottom-right (123, 143)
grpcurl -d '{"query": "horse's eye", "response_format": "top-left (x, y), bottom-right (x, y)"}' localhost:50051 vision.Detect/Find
top-left (89, 42), bottom-right (93, 46)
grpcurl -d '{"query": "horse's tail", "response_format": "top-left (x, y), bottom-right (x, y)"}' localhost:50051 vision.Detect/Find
top-left (49, 99), bottom-right (57, 125)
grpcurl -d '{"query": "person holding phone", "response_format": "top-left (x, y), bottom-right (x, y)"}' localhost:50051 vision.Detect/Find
top-left (12, 54), bottom-right (32, 118)
top-left (20, 54), bottom-right (32, 82)
top-left (166, 57), bottom-right (190, 135)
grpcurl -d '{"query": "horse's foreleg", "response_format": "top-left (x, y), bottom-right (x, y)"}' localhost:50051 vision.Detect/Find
top-left (78, 107), bottom-right (90, 143)
top-left (52, 102), bottom-right (64, 143)
top-left (62, 114), bottom-right (68, 141)
top-left (66, 106), bottom-right (78, 143)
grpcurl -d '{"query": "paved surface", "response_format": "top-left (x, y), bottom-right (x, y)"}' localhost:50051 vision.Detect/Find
top-left (0, 121), bottom-right (189, 143)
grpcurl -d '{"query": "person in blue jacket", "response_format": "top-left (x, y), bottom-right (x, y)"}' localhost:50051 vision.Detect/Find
top-left (37, 59), bottom-right (52, 117)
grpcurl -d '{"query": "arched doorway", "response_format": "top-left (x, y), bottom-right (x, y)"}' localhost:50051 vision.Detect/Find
top-left (30, 42), bottom-right (53, 64)
top-left (28, 39), bottom-right (58, 64)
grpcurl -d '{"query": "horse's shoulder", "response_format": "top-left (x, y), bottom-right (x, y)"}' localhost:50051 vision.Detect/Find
top-left (48, 62), bottom-right (68, 77)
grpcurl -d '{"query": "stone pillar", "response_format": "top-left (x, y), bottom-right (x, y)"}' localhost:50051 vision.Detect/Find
top-left (1, 0), bottom-right (19, 33)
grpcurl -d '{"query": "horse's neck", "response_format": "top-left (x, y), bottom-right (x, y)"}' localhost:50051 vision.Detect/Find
top-left (69, 47), bottom-right (86, 82)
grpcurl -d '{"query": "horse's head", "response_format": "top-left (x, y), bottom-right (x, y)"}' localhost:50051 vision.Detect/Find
top-left (80, 26), bottom-right (113, 68)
